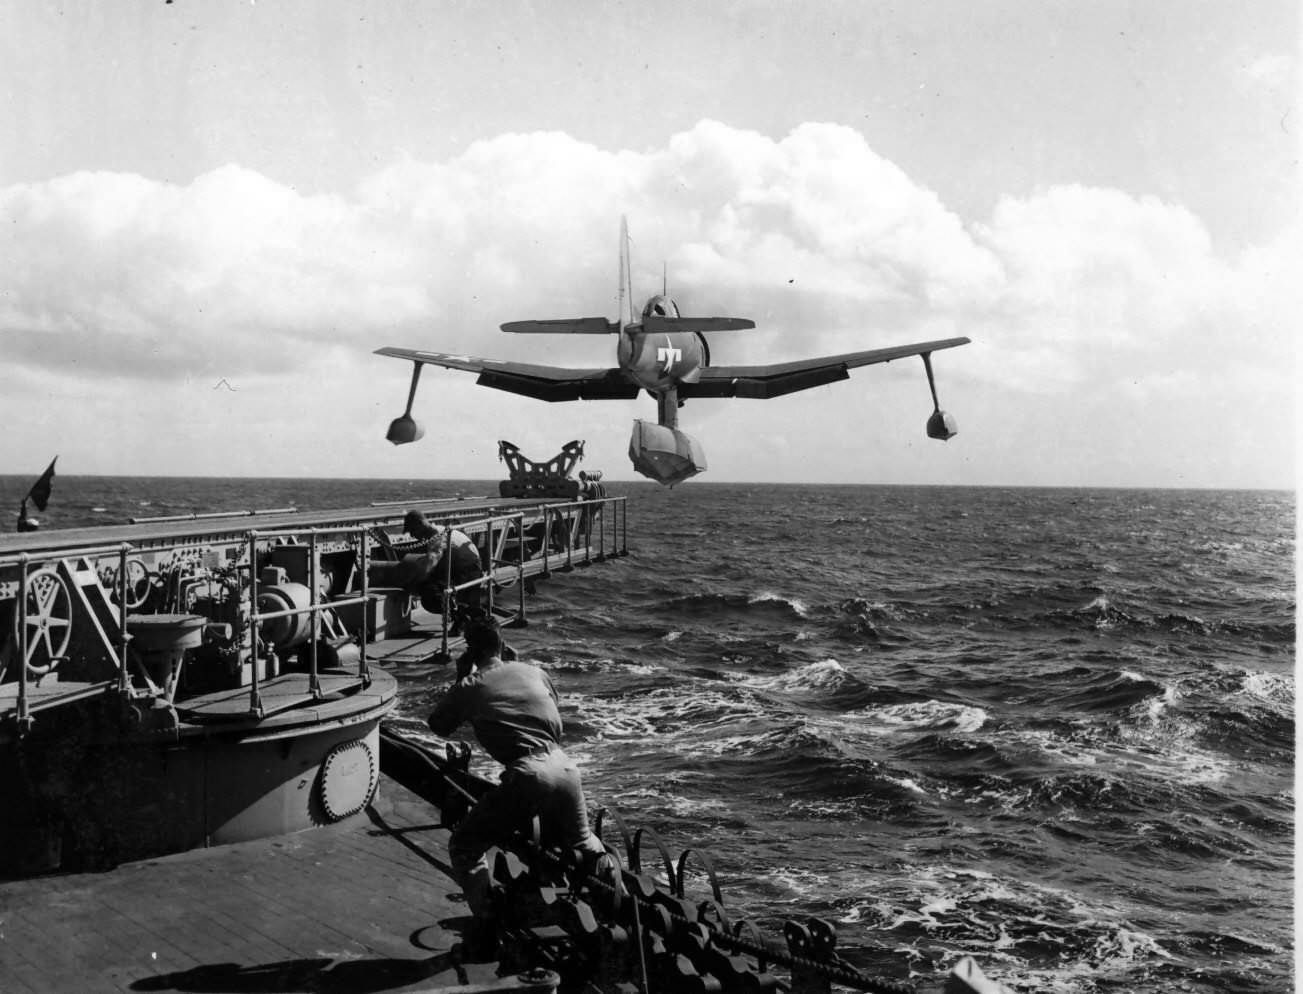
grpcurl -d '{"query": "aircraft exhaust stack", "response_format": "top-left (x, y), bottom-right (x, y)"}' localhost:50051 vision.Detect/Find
top-left (629, 420), bottom-right (705, 486)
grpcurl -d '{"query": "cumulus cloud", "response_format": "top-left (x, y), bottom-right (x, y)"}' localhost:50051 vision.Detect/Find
top-left (0, 120), bottom-right (1293, 439)
top-left (0, 164), bottom-right (430, 378)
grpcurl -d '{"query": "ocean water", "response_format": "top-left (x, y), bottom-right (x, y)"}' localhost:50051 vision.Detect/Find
top-left (2, 476), bottom-right (1295, 993)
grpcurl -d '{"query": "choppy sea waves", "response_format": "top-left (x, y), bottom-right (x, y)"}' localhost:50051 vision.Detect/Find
top-left (5, 477), bottom-right (1294, 993)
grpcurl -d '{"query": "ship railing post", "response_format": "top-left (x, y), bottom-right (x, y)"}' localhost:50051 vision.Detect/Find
top-left (566, 505), bottom-right (574, 572)
top-left (440, 525), bottom-right (452, 659)
top-left (516, 512), bottom-right (526, 624)
top-left (15, 555), bottom-right (31, 732)
top-left (246, 531), bottom-right (264, 718)
top-left (598, 497), bottom-right (606, 561)
top-left (485, 517), bottom-right (495, 620)
top-left (116, 543), bottom-right (132, 696)
top-left (308, 531), bottom-right (321, 699)
top-left (358, 528), bottom-right (371, 686)
top-left (622, 496), bottom-right (628, 555)
top-left (541, 505), bottom-right (551, 577)
top-left (585, 499), bottom-right (593, 566)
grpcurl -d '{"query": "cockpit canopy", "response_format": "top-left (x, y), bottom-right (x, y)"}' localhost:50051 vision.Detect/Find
top-left (642, 295), bottom-right (680, 319)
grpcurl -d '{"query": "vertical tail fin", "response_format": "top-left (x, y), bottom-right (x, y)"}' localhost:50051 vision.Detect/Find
top-left (618, 215), bottom-right (634, 329)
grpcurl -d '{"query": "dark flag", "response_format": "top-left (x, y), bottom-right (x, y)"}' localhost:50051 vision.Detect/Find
top-left (27, 457), bottom-right (57, 512)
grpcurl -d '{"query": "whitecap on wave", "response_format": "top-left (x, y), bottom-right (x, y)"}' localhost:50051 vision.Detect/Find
top-left (748, 590), bottom-right (811, 617)
top-left (853, 699), bottom-right (989, 734)
top-left (1235, 668), bottom-right (1294, 706)
top-left (730, 658), bottom-right (850, 692)
top-left (610, 785), bottom-right (733, 820)
top-left (861, 864), bottom-right (1174, 993)
top-left (548, 656), bottom-right (665, 677)
top-left (1002, 721), bottom-right (1233, 786)
top-left (568, 687), bottom-right (766, 751)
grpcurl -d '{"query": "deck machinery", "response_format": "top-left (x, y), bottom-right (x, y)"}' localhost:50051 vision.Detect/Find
top-left (0, 495), bottom-right (627, 876)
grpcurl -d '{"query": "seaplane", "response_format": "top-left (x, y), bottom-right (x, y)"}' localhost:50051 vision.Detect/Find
top-left (377, 219), bottom-right (970, 485)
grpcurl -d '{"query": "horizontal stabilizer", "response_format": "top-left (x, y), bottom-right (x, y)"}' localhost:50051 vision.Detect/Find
top-left (641, 316), bottom-right (756, 334)
top-left (500, 318), bottom-right (618, 334)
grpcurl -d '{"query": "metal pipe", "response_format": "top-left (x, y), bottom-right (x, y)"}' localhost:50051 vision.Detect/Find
top-left (309, 531), bottom-right (321, 698)
top-left (566, 506), bottom-right (574, 571)
top-left (440, 525), bottom-right (452, 658)
top-left (517, 512), bottom-right (526, 623)
top-left (358, 529), bottom-right (371, 685)
top-left (117, 544), bottom-right (131, 695)
top-left (485, 517), bottom-right (495, 618)
top-left (1, 542), bottom-right (137, 566)
top-left (16, 555), bottom-right (29, 727)
top-left (541, 505), bottom-right (551, 577)
top-left (246, 532), bottom-right (263, 717)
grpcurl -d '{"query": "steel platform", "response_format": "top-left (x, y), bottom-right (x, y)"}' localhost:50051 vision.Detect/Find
top-left (0, 778), bottom-right (521, 994)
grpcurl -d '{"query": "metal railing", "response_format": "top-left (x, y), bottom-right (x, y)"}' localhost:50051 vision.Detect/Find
top-left (4, 496), bottom-right (629, 726)
top-left (1, 544), bottom-right (135, 731)
top-left (244, 510), bottom-right (535, 717)
top-left (430, 511), bottom-right (528, 661)
top-left (539, 495), bottom-right (627, 574)
top-left (244, 526), bottom-right (375, 719)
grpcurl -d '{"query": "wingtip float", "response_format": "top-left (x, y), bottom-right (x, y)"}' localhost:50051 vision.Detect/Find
top-left (376, 219), bottom-right (969, 485)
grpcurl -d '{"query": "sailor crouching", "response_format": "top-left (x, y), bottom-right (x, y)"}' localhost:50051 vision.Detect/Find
top-left (408, 510), bottom-right (484, 628)
top-left (427, 617), bottom-right (604, 960)
top-left (367, 510), bottom-right (486, 631)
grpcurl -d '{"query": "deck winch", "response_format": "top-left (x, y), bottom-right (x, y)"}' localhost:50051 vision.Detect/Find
top-left (255, 569), bottom-right (314, 650)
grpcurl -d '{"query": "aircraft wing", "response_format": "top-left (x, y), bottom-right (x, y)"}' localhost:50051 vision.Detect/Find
top-left (679, 336), bottom-right (971, 400)
top-left (374, 347), bottom-right (639, 402)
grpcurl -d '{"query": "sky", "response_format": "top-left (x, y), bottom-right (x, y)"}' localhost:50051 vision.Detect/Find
top-left (0, 1), bottom-right (1297, 488)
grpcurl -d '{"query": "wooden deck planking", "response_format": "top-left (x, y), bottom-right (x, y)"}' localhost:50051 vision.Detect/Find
top-left (0, 779), bottom-right (495, 993)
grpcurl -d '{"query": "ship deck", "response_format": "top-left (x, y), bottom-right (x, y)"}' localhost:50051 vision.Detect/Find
top-left (0, 496), bottom-right (563, 556)
top-left (0, 778), bottom-right (502, 994)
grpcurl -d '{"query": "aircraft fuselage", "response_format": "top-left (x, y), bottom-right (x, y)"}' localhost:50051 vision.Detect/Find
top-left (617, 327), bottom-right (704, 394)
top-left (617, 293), bottom-right (706, 396)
